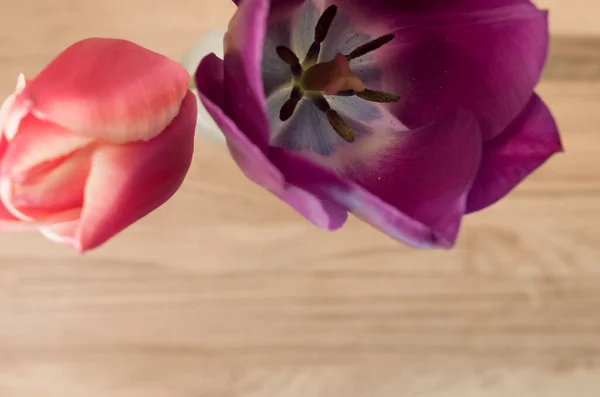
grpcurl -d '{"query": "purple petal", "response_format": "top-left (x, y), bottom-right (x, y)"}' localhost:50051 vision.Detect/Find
top-left (328, 0), bottom-right (542, 22)
top-left (222, 0), bottom-right (271, 151)
top-left (271, 110), bottom-right (483, 248)
top-left (466, 94), bottom-right (563, 213)
top-left (270, 148), bottom-right (447, 248)
top-left (225, 0), bottom-right (311, 149)
top-left (197, 53), bottom-right (284, 191)
top-left (273, 185), bottom-right (348, 230)
top-left (195, 53), bottom-right (347, 229)
top-left (347, 110), bottom-right (482, 245)
top-left (327, 0), bottom-right (548, 140)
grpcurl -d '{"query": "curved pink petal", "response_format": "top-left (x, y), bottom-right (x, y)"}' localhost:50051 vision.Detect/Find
top-left (466, 94), bottom-right (563, 212)
top-left (0, 74), bottom-right (27, 141)
top-left (15, 38), bottom-right (189, 144)
top-left (0, 114), bottom-right (92, 222)
top-left (40, 221), bottom-right (79, 248)
top-left (222, 0), bottom-right (271, 151)
top-left (196, 53), bottom-right (347, 229)
top-left (0, 181), bottom-right (21, 224)
top-left (0, 77), bottom-right (24, 223)
top-left (1, 147), bottom-right (91, 221)
top-left (0, 132), bottom-right (7, 164)
top-left (1, 122), bottom-right (84, 228)
top-left (1, 114), bottom-right (93, 179)
top-left (0, 220), bottom-right (29, 231)
top-left (0, 110), bottom-right (24, 227)
top-left (41, 91), bottom-right (197, 252)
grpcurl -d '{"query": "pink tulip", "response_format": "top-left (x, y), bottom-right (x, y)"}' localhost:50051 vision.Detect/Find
top-left (0, 38), bottom-right (197, 252)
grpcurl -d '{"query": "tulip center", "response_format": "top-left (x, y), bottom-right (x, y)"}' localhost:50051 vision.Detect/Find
top-left (274, 5), bottom-right (399, 143)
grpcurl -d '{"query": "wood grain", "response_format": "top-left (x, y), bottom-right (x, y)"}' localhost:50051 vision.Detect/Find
top-left (0, 1), bottom-right (599, 396)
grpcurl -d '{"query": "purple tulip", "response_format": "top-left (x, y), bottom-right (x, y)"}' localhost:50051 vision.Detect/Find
top-left (195, 0), bottom-right (563, 248)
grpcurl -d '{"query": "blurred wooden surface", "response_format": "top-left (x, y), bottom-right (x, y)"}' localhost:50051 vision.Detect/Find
top-left (0, 1), bottom-right (599, 396)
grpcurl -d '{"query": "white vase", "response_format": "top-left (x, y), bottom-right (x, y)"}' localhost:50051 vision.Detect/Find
top-left (181, 27), bottom-right (228, 145)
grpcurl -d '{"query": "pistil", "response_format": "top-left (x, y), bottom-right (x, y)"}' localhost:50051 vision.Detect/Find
top-left (274, 4), bottom-right (400, 144)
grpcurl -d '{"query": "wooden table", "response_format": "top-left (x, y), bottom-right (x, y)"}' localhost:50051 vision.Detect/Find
top-left (1, 1), bottom-right (599, 396)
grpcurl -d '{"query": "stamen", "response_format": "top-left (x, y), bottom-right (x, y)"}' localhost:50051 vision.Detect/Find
top-left (346, 34), bottom-right (395, 60)
top-left (276, 46), bottom-right (302, 76)
top-left (332, 89), bottom-right (400, 103)
top-left (279, 86), bottom-right (304, 121)
top-left (304, 42), bottom-right (321, 66)
top-left (280, 98), bottom-right (300, 121)
top-left (314, 5), bottom-right (338, 43)
top-left (334, 90), bottom-right (357, 97)
top-left (356, 89), bottom-right (400, 103)
top-left (271, 8), bottom-right (397, 144)
top-left (310, 94), bottom-right (355, 143)
top-left (326, 110), bottom-right (355, 143)
top-left (290, 86), bottom-right (304, 100)
top-left (311, 94), bottom-right (331, 112)
top-left (303, 5), bottom-right (338, 66)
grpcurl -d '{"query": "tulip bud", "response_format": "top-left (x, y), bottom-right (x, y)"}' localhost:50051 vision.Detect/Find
top-left (0, 38), bottom-right (197, 252)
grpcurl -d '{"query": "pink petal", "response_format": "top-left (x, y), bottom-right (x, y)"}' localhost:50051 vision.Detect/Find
top-left (0, 166), bottom-right (21, 225)
top-left (0, 130), bottom-right (7, 165)
top-left (40, 221), bottom-right (79, 248)
top-left (0, 114), bottom-right (92, 222)
top-left (1, 114), bottom-right (93, 179)
top-left (0, 74), bottom-right (26, 139)
top-left (0, 134), bottom-right (22, 226)
top-left (16, 38), bottom-right (189, 144)
top-left (1, 147), bottom-right (91, 221)
top-left (466, 94), bottom-right (563, 212)
top-left (41, 91), bottom-right (197, 252)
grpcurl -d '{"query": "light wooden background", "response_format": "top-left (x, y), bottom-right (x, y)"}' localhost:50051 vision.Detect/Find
top-left (0, 1), bottom-right (599, 396)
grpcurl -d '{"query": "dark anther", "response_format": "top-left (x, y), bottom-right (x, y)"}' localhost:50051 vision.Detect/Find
top-left (310, 94), bottom-right (354, 143)
top-left (334, 90), bottom-right (358, 97)
top-left (276, 46), bottom-right (302, 76)
top-left (332, 89), bottom-right (400, 103)
top-left (280, 98), bottom-right (300, 121)
top-left (356, 89), bottom-right (400, 103)
top-left (346, 34), bottom-right (395, 60)
top-left (276, 46), bottom-right (299, 65)
top-left (279, 86), bottom-right (304, 121)
top-left (311, 93), bottom-right (331, 112)
top-left (326, 110), bottom-right (355, 143)
top-left (304, 42), bottom-right (321, 65)
top-left (290, 86), bottom-right (304, 100)
top-left (315, 5), bottom-right (338, 43)
top-left (303, 5), bottom-right (338, 66)
top-left (273, 6), bottom-right (397, 143)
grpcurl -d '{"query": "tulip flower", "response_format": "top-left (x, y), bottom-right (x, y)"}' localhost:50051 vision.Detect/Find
top-left (0, 38), bottom-right (197, 252)
top-left (194, 0), bottom-right (563, 248)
